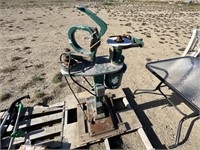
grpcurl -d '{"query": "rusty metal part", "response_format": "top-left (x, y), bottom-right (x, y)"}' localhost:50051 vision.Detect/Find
top-left (114, 35), bottom-right (124, 43)
top-left (87, 100), bottom-right (115, 136)
top-left (122, 34), bottom-right (132, 40)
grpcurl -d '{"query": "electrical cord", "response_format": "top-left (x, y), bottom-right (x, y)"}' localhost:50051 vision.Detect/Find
top-left (82, 76), bottom-right (93, 89)
top-left (60, 52), bottom-right (96, 96)
top-left (60, 52), bottom-right (95, 123)
top-left (64, 76), bottom-right (91, 123)
top-left (69, 73), bottom-right (95, 96)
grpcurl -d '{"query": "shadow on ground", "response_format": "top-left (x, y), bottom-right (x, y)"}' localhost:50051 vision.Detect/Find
top-left (123, 87), bottom-right (167, 149)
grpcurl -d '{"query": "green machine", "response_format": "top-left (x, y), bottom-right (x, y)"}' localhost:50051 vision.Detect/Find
top-left (60, 6), bottom-right (144, 136)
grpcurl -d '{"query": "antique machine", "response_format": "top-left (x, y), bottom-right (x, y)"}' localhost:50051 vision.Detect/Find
top-left (60, 6), bottom-right (144, 136)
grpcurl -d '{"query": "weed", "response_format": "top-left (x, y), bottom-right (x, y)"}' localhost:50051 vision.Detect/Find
top-left (21, 75), bottom-right (44, 90)
top-left (59, 83), bottom-right (66, 88)
top-left (52, 72), bottom-right (63, 84)
top-left (32, 75), bottom-right (44, 82)
top-left (102, 2), bottom-right (114, 6)
top-left (23, 17), bottom-right (34, 21)
top-left (35, 92), bottom-right (46, 99)
top-left (38, 95), bottom-right (54, 106)
top-left (0, 93), bottom-right (11, 101)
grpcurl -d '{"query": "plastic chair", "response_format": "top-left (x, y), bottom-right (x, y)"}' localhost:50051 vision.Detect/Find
top-left (182, 29), bottom-right (200, 57)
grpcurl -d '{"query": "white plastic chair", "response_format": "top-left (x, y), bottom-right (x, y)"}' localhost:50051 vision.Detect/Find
top-left (182, 29), bottom-right (200, 57)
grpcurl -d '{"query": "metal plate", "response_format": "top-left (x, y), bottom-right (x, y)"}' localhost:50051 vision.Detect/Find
top-left (87, 101), bottom-right (115, 136)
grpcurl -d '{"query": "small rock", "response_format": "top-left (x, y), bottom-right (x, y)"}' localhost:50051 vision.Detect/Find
top-left (23, 46), bottom-right (31, 50)
top-left (125, 23), bottom-right (131, 26)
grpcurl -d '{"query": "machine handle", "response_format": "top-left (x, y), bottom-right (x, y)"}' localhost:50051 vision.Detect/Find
top-left (67, 6), bottom-right (107, 62)
top-left (77, 5), bottom-right (107, 37)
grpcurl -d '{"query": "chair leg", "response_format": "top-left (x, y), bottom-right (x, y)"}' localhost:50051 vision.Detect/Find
top-left (158, 87), bottom-right (187, 116)
top-left (134, 81), bottom-right (163, 95)
top-left (170, 112), bottom-right (198, 149)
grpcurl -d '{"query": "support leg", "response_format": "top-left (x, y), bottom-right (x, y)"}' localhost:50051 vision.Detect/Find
top-left (158, 87), bottom-right (186, 116)
top-left (134, 81), bottom-right (163, 95)
top-left (170, 112), bottom-right (198, 149)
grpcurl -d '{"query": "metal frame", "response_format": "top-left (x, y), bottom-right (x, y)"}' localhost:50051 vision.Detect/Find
top-left (134, 81), bottom-right (199, 148)
top-left (134, 57), bottom-right (200, 148)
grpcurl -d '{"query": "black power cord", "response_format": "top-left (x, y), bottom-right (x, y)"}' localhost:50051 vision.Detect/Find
top-left (60, 52), bottom-right (95, 123)
top-left (64, 76), bottom-right (91, 123)
top-left (60, 53), bottom-right (96, 96)
top-left (82, 76), bottom-right (93, 89)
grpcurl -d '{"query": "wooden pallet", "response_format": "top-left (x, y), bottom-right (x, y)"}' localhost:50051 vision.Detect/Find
top-left (1, 89), bottom-right (153, 149)
top-left (62, 88), bottom-right (143, 149)
top-left (1, 102), bottom-right (65, 149)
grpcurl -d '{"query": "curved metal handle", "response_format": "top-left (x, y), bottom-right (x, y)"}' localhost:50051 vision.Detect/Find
top-left (67, 6), bottom-right (107, 62)
top-left (77, 5), bottom-right (107, 37)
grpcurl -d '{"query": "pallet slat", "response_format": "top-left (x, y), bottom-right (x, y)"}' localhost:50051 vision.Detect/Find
top-left (63, 122), bottom-right (79, 149)
top-left (7, 112), bottom-right (63, 132)
top-left (77, 105), bottom-right (86, 136)
top-left (24, 106), bottom-right (63, 117)
top-left (2, 125), bottom-right (62, 148)
top-left (34, 137), bottom-right (62, 148)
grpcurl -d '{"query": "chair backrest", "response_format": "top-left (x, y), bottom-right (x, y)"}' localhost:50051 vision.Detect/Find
top-left (182, 29), bottom-right (200, 57)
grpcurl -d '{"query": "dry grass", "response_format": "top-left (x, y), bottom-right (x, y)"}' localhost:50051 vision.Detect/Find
top-left (52, 72), bottom-right (63, 84)
top-left (21, 75), bottom-right (45, 90)
top-left (0, 93), bottom-right (11, 101)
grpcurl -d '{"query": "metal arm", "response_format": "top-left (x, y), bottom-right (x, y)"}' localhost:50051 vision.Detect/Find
top-left (67, 6), bottom-right (107, 62)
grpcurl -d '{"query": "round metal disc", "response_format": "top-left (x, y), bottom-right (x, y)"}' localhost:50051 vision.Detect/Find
top-left (107, 37), bottom-right (132, 47)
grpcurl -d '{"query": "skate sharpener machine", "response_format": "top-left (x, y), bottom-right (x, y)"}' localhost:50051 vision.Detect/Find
top-left (60, 6), bottom-right (144, 147)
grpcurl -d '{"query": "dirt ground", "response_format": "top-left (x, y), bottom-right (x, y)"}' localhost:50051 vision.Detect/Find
top-left (0, 0), bottom-right (200, 149)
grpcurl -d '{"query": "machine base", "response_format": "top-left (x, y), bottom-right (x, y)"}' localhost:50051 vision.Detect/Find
top-left (87, 98), bottom-right (115, 136)
top-left (61, 89), bottom-right (143, 149)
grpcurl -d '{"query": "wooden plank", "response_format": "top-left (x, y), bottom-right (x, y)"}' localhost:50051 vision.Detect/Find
top-left (107, 88), bottom-right (125, 99)
top-left (122, 97), bottom-right (132, 109)
top-left (118, 109), bottom-right (142, 131)
top-left (7, 112), bottom-right (63, 132)
top-left (77, 105), bottom-right (85, 136)
top-left (63, 122), bottom-right (79, 149)
top-left (19, 145), bottom-right (45, 150)
top-left (61, 109), bottom-right (69, 149)
top-left (49, 101), bottom-right (65, 107)
top-left (138, 128), bottom-right (154, 150)
top-left (25, 125), bottom-right (61, 142)
top-left (104, 138), bottom-right (111, 150)
top-left (24, 106), bottom-right (63, 117)
top-left (2, 125), bottom-right (62, 148)
top-left (34, 137), bottom-right (62, 149)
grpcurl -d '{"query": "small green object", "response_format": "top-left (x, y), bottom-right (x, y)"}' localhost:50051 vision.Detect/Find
top-left (11, 130), bottom-right (25, 137)
top-left (18, 103), bottom-right (23, 112)
top-left (132, 36), bottom-right (144, 47)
